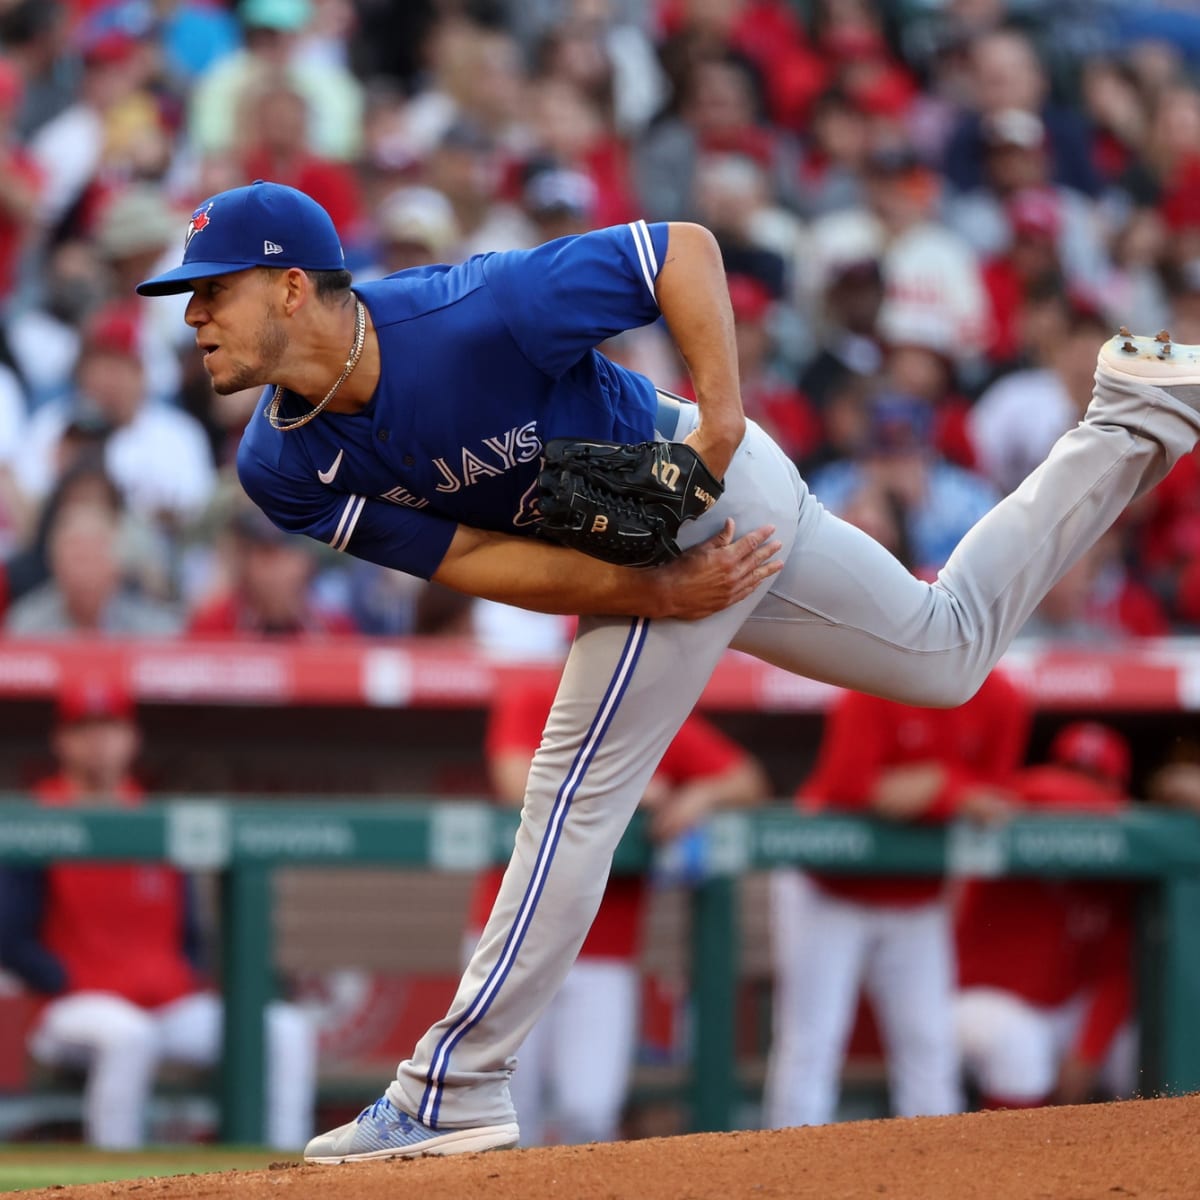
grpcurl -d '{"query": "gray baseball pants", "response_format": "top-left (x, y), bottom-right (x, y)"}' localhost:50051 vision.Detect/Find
top-left (390, 365), bottom-right (1199, 1128)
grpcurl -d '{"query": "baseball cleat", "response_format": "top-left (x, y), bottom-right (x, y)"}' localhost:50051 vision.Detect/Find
top-left (1097, 329), bottom-right (1200, 387)
top-left (303, 1094), bottom-right (519, 1163)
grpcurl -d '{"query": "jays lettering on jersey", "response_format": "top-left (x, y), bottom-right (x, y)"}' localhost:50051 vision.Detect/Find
top-left (237, 221), bottom-right (671, 579)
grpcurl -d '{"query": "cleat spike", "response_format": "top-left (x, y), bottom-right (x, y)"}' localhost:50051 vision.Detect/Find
top-left (1156, 330), bottom-right (1172, 343)
top-left (1118, 326), bottom-right (1131, 338)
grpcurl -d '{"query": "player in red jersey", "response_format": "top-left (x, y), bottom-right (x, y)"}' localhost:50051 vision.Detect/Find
top-left (0, 679), bottom-right (318, 1148)
top-left (764, 669), bottom-right (1030, 1126)
top-left (956, 722), bottom-right (1138, 1109)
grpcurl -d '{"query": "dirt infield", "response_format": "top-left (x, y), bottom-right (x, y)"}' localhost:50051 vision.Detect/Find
top-left (15, 1094), bottom-right (1200, 1200)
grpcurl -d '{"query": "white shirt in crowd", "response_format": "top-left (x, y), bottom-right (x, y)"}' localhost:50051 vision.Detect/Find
top-left (968, 366), bottom-right (1076, 495)
top-left (18, 399), bottom-right (216, 523)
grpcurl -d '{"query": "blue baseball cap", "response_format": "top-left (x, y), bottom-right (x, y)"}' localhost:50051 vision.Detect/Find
top-left (135, 180), bottom-right (345, 297)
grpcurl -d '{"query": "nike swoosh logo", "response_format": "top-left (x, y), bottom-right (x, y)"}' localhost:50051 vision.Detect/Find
top-left (317, 449), bottom-right (344, 485)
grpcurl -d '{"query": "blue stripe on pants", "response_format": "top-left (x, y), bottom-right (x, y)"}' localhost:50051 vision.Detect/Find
top-left (418, 617), bottom-right (650, 1125)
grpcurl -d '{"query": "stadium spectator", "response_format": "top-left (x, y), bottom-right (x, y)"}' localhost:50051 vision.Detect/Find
top-left (796, 214), bottom-right (886, 466)
top-left (956, 722), bottom-right (1139, 1109)
top-left (17, 307), bottom-right (216, 529)
top-left (0, 56), bottom-right (42, 308)
top-left (27, 13), bottom-right (163, 234)
top-left (423, 119), bottom-right (532, 259)
top-left (185, 506), bottom-right (357, 638)
top-left (371, 185), bottom-right (460, 276)
top-left (675, 272), bottom-right (820, 465)
top-left (4, 238), bottom-right (104, 408)
top-left (92, 185), bottom-right (189, 405)
top-left (809, 386), bottom-right (998, 579)
top-left (946, 109), bottom-right (1109, 301)
top-left (0, 678), bottom-right (318, 1148)
top-left (4, 500), bottom-right (180, 637)
top-left (188, 0), bottom-right (364, 164)
top-left (527, 75), bottom-right (639, 230)
top-left (400, 19), bottom-right (530, 163)
top-left (531, 1), bottom-right (668, 139)
top-left (467, 676), bottom-right (769, 1145)
top-left (941, 28), bottom-right (1102, 198)
top-left (0, 454), bottom-right (170, 618)
top-left (793, 86), bottom-right (871, 219)
top-left (233, 74), bottom-right (365, 245)
top-left (877, 305), bottom-right (976, 471)
top-left (521, 164), bottom-right (599, 244)
top-left (634, 50), bottom-right (793, 224)
top-left (763, 665), bottom-right (1029, 1128)
top-left (1016, 535), bottom-right (1169, 642)
top-left (969, 302), bottom-right (1112, 496)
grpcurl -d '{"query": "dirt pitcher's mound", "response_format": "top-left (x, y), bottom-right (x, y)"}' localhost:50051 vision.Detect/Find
top-left (19, 1093), bottom-right (1200, 1200)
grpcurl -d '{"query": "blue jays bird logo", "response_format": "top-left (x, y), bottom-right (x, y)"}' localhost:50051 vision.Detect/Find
top-left (184, 202), bottom-right (214, 250)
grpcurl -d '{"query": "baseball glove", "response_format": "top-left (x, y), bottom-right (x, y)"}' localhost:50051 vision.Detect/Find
top-left (537, 438), bottom-right (724, 567)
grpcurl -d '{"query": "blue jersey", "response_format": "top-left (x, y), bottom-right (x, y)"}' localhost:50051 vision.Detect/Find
top-left (237, 221), bottom-right (671, 579)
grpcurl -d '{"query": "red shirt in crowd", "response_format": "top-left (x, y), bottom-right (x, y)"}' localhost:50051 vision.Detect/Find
top-left (468, 680), bottom-right (748, 960)
top-left (798, 670), bottom-right (1030, 906)
top-left (955, 765), bottom-right (1133, 1066)
top-left (185, 594), bottom-right (358, 638)
top-left (35, 776), bottom-right (199, 1009)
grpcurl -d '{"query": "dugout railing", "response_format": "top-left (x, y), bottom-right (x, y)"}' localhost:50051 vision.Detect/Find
top-left (1, 800), bottom-right (1198, 1142)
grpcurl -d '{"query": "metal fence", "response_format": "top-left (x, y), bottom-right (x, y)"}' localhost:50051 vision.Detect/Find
top-left (2, 799), bottom-right (1198, 1141)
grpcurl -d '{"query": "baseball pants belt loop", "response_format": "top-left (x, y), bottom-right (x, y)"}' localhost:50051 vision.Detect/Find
top-left (653, 389), bottom-right (686, 440)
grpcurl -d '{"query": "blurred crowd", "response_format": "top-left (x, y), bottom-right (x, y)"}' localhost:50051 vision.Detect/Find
top-left (0, 0), bottom-right (1200, 642)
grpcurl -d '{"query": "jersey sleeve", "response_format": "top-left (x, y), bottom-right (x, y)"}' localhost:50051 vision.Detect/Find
top-left (480, 221), bottom-right (669, 378)
top-left (237, 445), bottom-right (457, 580)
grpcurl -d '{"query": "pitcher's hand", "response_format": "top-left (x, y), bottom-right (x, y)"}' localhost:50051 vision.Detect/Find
top-left (651, 520), bottom-right (781, 620)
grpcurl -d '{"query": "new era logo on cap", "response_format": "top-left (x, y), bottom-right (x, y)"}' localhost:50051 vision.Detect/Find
top-left (135, 181), bottom-right (346, 296)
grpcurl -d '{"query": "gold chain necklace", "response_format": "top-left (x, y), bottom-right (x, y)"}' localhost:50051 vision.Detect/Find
top-left (266, 298), bottom-right (366, 432)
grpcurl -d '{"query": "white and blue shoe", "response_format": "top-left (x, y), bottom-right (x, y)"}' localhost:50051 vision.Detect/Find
top-left (303, 1095), bottom-right (519, 1163)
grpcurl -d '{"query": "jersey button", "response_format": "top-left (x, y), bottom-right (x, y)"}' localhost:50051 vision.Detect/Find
top-left (377, 428), bottom-right (390, 442)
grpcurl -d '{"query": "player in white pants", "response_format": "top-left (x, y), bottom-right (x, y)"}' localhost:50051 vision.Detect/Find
top-left (29, 991), bottom-right (316, 1149)
top-left (956, 990), bottom-right (1137, 1108)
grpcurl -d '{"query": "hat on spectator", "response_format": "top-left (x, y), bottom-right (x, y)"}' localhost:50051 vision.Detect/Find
top-left (810, 211), bottom-right (885, 292)
top-left (240, 0), bottom-right (312, 32)
top-left (1007, 186), bottom-right (1061, 241)
top-left (982, 108), bottom-right (1046, 150)
top-left (524, 168), bottom-right (597, 220)
top-left (867, 391), bottom-right (934, 453)
top-left (96, 185), bottom-right (181, 260)
top-left (879, 304), bottom-right (956, 357)
top-left (865, 143), bottom-right (927, 176)
top-left (78, 0), bottom-right (154, 65)
top-left (726, 273), bottom-right (773, 324)
top-left (438, 118), bottom-right (496, 155)
top-left (378, 186), bottom-right (459, 254)
top-left (1050, 722), bottom-right (1132, 791)
top-left (135, 180), bottom-right (345, 296)
top-left (57, 677), bottom-right (136, 725)
top-left (81, 306), bottom-right (141, 361)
